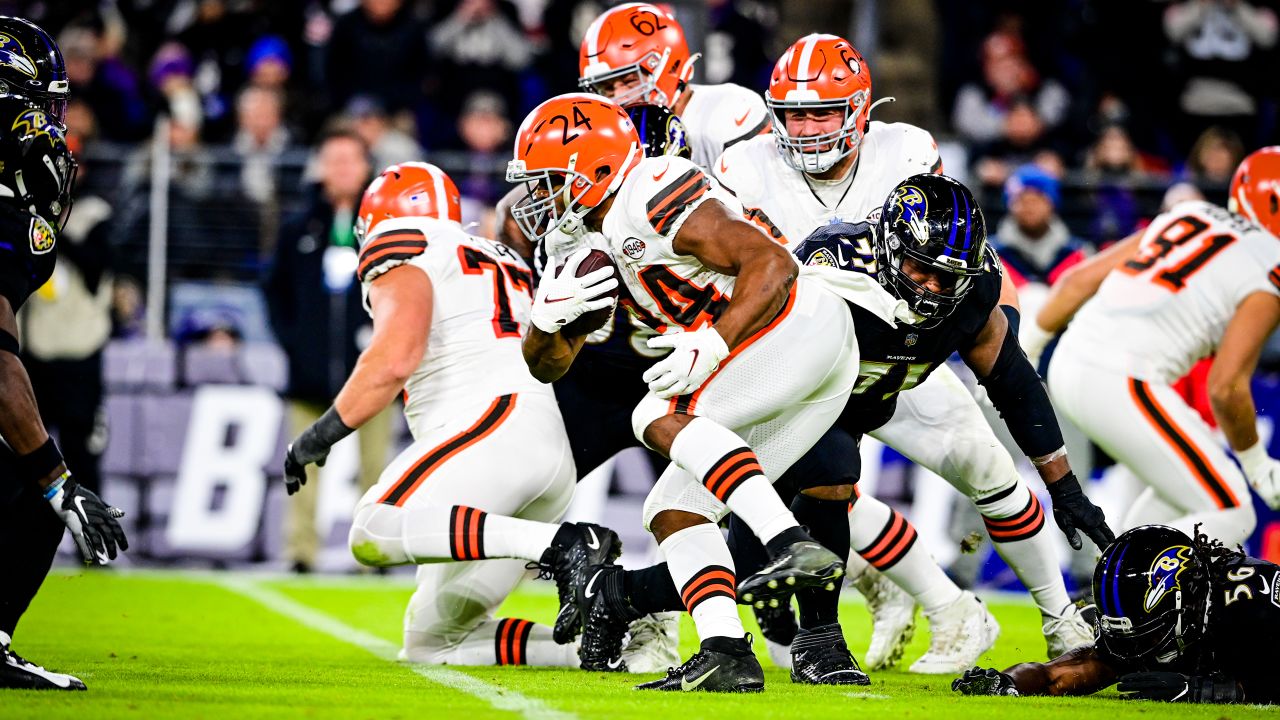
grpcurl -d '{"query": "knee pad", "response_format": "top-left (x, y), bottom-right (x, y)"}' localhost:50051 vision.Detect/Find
top-left (348, 503), bottom-right (404, 567)
top-left (973, 478), bottom-right (1031, 519)
top-left (942, 432), bottom-right (1020, 496)
top-left (641, 466), bottom-right (726, 531)
top-left (631, 393), bottom-right (670, 450)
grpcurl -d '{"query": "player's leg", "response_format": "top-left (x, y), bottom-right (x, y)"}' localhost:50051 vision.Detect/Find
top-left (284, 399), bottom-right (324, 572)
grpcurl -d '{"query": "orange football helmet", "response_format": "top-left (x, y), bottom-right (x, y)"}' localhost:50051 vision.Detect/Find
top-left (507, 93), bottom-right (641, 241)
top-left (357, 161), bottom-right (462, 241)
top-left (766, 34), bottom-right (874, 174)
top-left (1229, 146), bottom-right (1280, 238)
top-left (578, 3), bottom-right (699, 109)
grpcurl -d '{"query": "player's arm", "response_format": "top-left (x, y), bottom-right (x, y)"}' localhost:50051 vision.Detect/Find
top-left (493, 185), bottom-right (534, 262)
top-left (1209, 291), bottom-right (1280, 508)
top-left (520, 248), bottom-right (618, 383)
top-left (954, 646), bottom-right (1121, 697)
top-left (523, 326), bottom-right (589, 383)
top-left (283, 265), bottom-right (433, 494)
top-left (961, 303), bottom-right (1114, 549)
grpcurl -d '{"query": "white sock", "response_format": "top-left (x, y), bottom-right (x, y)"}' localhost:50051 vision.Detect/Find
top-left (975, 481), bottom-right (1071, 615)
top-left (350, 503), bottom-right (559, 565)
top-left (661, 523), bottom-right (744, 641)
top-left (403, 618), bottom-right (578, 666)
top-left (849, 494), bottom-right (961, 616)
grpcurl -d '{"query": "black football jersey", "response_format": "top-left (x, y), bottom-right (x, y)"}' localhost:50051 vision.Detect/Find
top-left (0, 204), bottom-right (56, 312)
top-left (835, 245), bottom-right (1003, 435)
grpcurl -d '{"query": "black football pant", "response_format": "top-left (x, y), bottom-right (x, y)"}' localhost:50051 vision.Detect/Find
top-left (0, 443), bottom-right (65, 638)
top-left (552, 355), bottom-right (666, 479)
top-left (24, 351), bottom-right (104, 494)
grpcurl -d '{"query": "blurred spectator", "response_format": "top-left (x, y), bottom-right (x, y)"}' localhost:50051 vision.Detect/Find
top-left (1083, 124), bottom-right (1170, 181)
top-left (953, 31), bottom-right (1070, 146)
top-left (1164, 0), bottom-right (1278, 151)
top-left (451, 91), bottom-right (513, 206)
top-left (346, 95), bottom-right (423, 173)
top-left (326, 0), bottom-right (428, 116)
top-left (536, 0), bottom-right (606, 95)
top-left (233, 85), bottom-right (292, 205)
top-left (428, 0), bottom-right (530, 126)
top-left (245, 35), bottom-right (312, 133)
top-left (148, 42), bottom-right (202, 137)
top-left (991, 164), bottom-right (1090, 288)
top-left (703, 0), bottom-right (775, 89)
top-left (1185, 125), bottom-right (1245, 184)
top-left (110, 277), bottom-right (145, 339)
top-left (61, 24), bottom-right (151, 142)
top-left (262, 129), bottom-right (392, 574)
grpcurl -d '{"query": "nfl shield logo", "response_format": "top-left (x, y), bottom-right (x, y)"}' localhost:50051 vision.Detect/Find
top-left (905, 333), bottom-right (918, 347)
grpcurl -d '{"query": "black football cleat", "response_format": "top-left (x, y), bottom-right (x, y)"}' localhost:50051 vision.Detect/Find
top-left (532, 522), bottom-right (622, 644)
top-left (790, 623), bottom-right (870, 685)
top-left (0, 644), bottom-right (86, 690)
top-left (738, 541), bottom-right (844, 607)
top-left (577, 564), bottom-right (641, 671)
top-left (635, 636), bottom-right (765, 693)
top-left (752, 596), bottom-right (799, 646)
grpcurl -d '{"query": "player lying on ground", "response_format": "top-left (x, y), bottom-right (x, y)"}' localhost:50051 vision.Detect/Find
top-left (1020, 146), bottom-right (1280, 545)
top-left (953, 524), bottom-right (1279, 704)
top-left (282, 162), bottom-right (620, 667)
top-left (574, 174), bottom-right (1113, 680)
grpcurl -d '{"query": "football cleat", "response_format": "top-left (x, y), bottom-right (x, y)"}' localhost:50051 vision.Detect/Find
top-left (577, 563), bottom-right (639, 671)
top-left (635, 636), bottom-right (764, 693)
top-left (853, 567), bottom-right (917, 670)
top-left (738, 541), bottom-right (844, 607)
top-left (532, 522), bottom-right (622, 644)
top-left (621, 612), bottom-right (682, 674)
top-left (790, 623), bottom-right (870, 685)
top-left (0, 642), bottom-right (86, 690)
top-left (909, 591), bottom-right (999, 674)
top-left (1042, 602), bottom-right (1094, 659)
top-left (752, 598), bottom-right (798, 669)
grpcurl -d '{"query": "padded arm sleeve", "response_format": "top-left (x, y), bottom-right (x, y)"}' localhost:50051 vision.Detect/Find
top-left (977, 319), bottom-right (1064, 459)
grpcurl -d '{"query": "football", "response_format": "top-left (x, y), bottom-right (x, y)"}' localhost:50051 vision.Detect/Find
top-left (559, 249), bottom-right (620, 337)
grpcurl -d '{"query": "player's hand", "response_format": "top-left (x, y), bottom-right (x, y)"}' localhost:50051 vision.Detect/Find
top-left (1047, 472), bottom-right (1114, 550)
top-left (643, 326), bottom-right (730, 398)
top-left (1235, 442), bottom-right (1280, 510)
top-left (1018, 319), bottom-right (1053, 372)
top-left (284, 438), bottom-right (331, 496)
top-left (951, 667), bottom-right (1019, 696)
top-left (530, 247), bottom-right (618, 334)
top-left (46, 476), bottom-right (129, 565)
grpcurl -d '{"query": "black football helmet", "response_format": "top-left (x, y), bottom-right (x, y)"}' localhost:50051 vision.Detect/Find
top-left (875, 173), bottom-right (988, 326)
top-left (1093, 525), bottom-right (1211, 666)
top-left (0, 96), bottom-right (75, 228)
top-left (0, 17), bottom-right (67, 126)
top-left (626, 103), bottom-right (691, 160)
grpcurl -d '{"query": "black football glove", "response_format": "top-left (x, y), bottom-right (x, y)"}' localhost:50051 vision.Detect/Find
top-left (952, 667), bottom-right (1020, 696)
top-left (47, 476), bottom-right (129, 565)
top-left (1118, 672), bottom-right (1244, 703)
top-left (1047, 472), bottom-right (1114, 550)
top-left (283, 406), bottom-right (354, 495)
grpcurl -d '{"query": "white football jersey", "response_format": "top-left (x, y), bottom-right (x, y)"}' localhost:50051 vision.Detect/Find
top-left (1057, 200), bottom-right (1280, 383)
top-left (357, 216), bottom-right (552, 433)
top-left (601, 155), bottom-right (746, 332)
top-left (680, 82), bottom-right (771, 170)
top-left (713, 120), bottom-right (941, 247)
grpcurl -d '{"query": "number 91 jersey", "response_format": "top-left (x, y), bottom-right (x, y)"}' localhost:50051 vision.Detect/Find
top-left (357, 216), bottom-right (551, 433)
top-left (601, 155), bottom-right (744, 332)
top-left (1058, 200), bottom-right (1280, 384)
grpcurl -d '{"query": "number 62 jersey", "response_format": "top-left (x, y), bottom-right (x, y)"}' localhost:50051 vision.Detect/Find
top-left (357, 216), bottom-right (553, 434)
top-left (1057, 200), bottom-right (1280, 384)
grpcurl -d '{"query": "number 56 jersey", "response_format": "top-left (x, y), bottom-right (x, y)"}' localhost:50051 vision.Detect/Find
top-left (357, 216), bottom-right (553, 434)
top-left (1058, 201), bottom-right (1280, 384)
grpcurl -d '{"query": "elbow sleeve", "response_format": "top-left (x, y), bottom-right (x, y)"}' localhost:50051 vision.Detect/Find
top-left (977, 324), bottom-right (1064, 458)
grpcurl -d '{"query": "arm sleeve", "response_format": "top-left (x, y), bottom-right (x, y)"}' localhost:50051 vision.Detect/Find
top-left (977, 320), bottom-right (1066, 458)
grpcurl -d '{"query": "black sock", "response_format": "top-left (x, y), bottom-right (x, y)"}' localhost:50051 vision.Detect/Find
top-left (624, 563), bottom-right (685, 614)
top-left (701, 634), bottom-right (752, 656)
top-left (791, 493), bottom-right (850, 629)
top-left (764, 525), bottom-right (813, 557)
top-left (726, 515), bottom-right (769, 578)
top-left (0, 478), bottom-right (63, 637)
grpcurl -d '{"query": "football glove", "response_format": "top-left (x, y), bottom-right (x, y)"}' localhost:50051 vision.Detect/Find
top-left (46, 476), bottom-right (128, 565)
top-left (1047, 472), bottom-right (1114, 550)
top-left (1117, 672), bottom-right (1244, 703)
top-left (284, 407), bottom-right (354, 495)
top-left (1235, 441), bottom-right (1280, 510)
top-left (643, 326), bottom-right (730, 399)
top-left (952, 667), bottom-right (1019, 696)
top-left (530, 248), bottom-right (618, 334)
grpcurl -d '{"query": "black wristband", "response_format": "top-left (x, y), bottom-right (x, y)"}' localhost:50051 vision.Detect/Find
top-left (16, 436), bottom-right (64, 485)
top-left (1047, 472), bottom-right (1082, 500)
top-left (1192, 676), bottom-right (1245, 704)
top-left (0, 327), bottom-right (17, 355)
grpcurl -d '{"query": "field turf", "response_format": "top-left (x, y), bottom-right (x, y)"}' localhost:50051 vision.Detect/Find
top-left (2, 569), bottom-right (1273, 719)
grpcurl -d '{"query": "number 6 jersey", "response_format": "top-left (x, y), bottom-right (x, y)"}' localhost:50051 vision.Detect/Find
top-left (357, 216), bottom-right (551, 432)
top-left (1058, 200), bottom-right (1280, 384)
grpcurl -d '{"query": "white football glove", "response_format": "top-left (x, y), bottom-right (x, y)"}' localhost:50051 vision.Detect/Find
top-left (1019, 319), bottom-right (1054, 370)
top-left (1236, 441), bottom-right (1280, 509)
top-left (642, 326), bottom-right (730, 399)
top-left (530, 247), bottom-right (618, 334)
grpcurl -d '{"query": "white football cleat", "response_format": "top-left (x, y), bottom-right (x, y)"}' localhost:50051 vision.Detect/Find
top-left (909, 591), bottom-right (999, 674)
top-left (1042, 603), bottom-right (1094, 659)
top-left (621, 612), bottom-right (681, 674)
top-left (765, 637), bottom-right (793, 670)
top-left (853, 568), bottom-right (917, 670)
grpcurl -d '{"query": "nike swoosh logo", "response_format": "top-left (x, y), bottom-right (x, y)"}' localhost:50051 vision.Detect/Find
top-left (585, 570), bottom-right (604, 599)
top-left (681, 665), bottom-right (719, 690)
top-left (73, 495), bottom-right (87, 519)
top-left (544, 295), bottom-right (574, 303)
top-left (652, 162), bottom-right (670, 182)
top-left (585, 526), bottom-right (601, 550)
top-left (606, 657), bottom-right (625, 670)
top-left (687, 349), bottom-right (700, 375)
top-left (719, 158), bottom-right (729, 175)
top-left (734, 109), bottom-right (750, 126)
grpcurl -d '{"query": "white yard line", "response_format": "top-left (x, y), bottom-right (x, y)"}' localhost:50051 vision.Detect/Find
top-left (215, 575), bottom-right (576, 720)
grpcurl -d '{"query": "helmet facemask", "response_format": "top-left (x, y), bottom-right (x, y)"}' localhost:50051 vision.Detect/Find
top-left (580, 49), bottom-right (670, 108)
top-left (768, 90), bottom-right (868, 174)
top-left (506, 158), bottom-right (597, 242)
top-left (877, 233), bottom-right (978, 328)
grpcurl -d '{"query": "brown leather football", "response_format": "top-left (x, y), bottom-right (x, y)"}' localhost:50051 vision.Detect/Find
top-left (558, 249), bottom-right (619, 337)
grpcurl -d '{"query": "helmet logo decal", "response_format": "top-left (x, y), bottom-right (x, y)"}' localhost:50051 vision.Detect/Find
top-left (12, 108), bottom-right (61, 146)
top-left (0, 34), bottom-right (36, 78)
top-left (891, 186), bottom-right (930, 244)
top-left (1144, 545), bottom-right (1193, 612)
top-left (28, 215), bottom-right (54, 254)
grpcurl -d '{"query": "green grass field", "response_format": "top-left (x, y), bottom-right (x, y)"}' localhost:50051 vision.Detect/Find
top-left (1, 569), bottom-right (1273, 719)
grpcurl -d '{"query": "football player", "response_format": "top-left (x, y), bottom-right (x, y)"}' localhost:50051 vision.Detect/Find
top-left (953, 524), bottom-right (1280, 704)
top-left (282, 162), bottom-right (619, 667)
top-left (714, 34), bottom-right (1102, 670)
top-left (509, 93), bottom-right (915, 691)
top-left (0, 16), bottom-right (69, 125)
top-left (0, 93), bottom-right (127, 691)
top-left (1022, 147), bottom-right (1280, 544)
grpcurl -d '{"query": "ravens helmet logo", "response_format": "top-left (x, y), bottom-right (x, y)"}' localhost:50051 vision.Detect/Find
top-left (1143, 545), bottom-right (1193, 612)
top-left (891, 186), bottom-right (930, 244)
top-left (0, 34), bottom-right (36, 78)
top-left (11, 108), bottom-right (61, 145)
